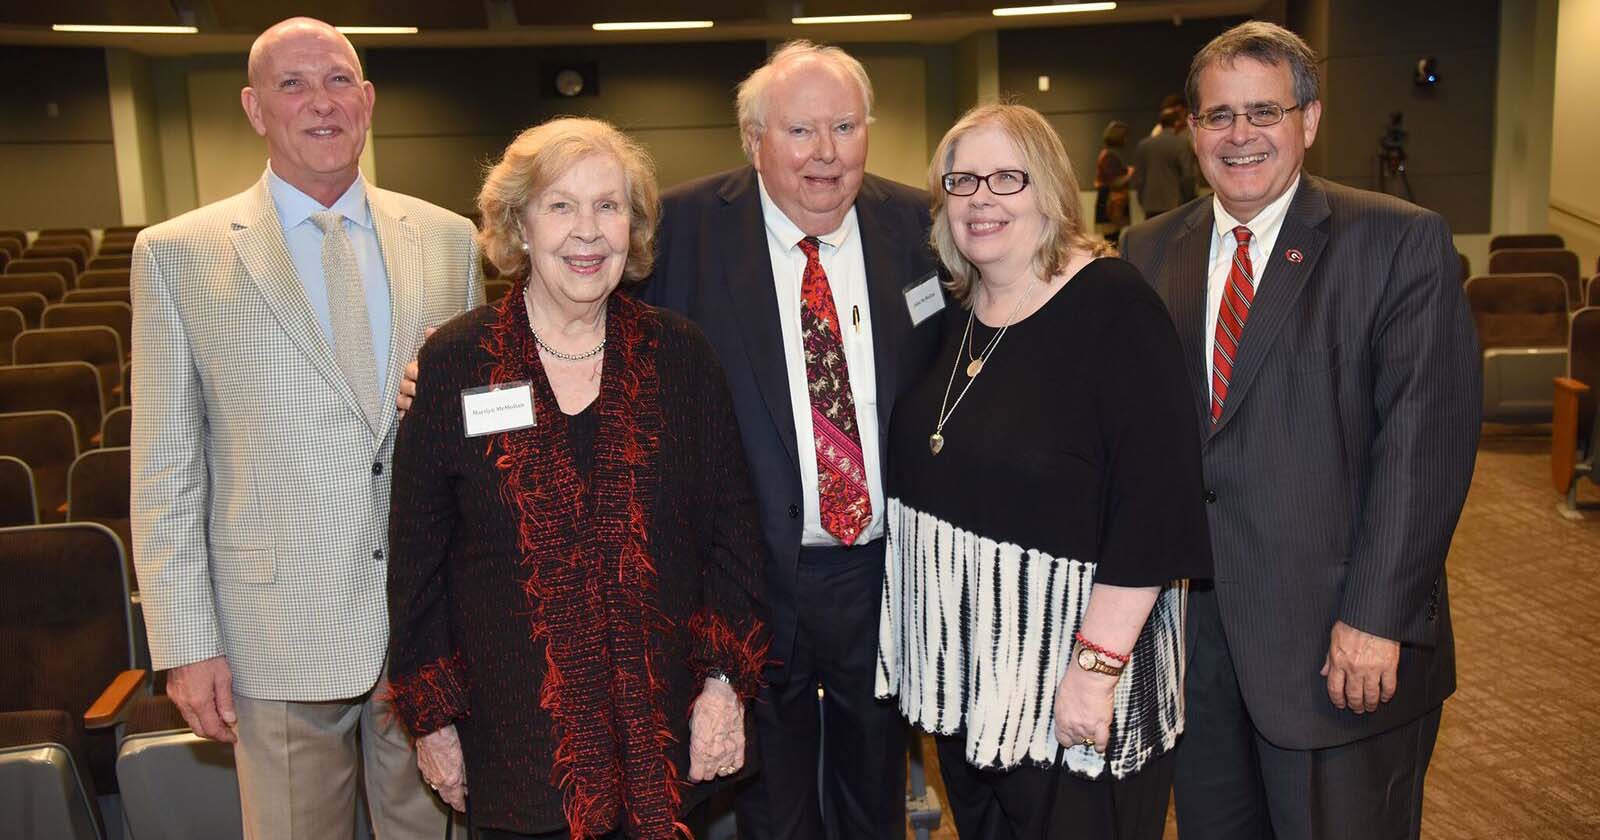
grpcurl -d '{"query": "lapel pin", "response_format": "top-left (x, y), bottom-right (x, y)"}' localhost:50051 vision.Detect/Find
top-left (1285, 248), bottom-right (1304, 263)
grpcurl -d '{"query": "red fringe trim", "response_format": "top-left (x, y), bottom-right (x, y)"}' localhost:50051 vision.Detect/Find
top-left (484, 286), bottom-right (687, 839)
top-left (384, 652), bottom-right (470, 736)
top-left (687, 610), bottom-right (771, 703)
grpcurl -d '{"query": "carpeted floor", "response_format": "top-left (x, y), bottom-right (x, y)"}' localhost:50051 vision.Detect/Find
top-left (907, 427), bottom-right (1600, 839)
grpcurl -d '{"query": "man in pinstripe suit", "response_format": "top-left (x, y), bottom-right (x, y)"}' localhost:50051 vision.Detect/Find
top-left (1122, 22), bottom-right (1479, 840)
top-left (131, 18), bottom-right (482, 838)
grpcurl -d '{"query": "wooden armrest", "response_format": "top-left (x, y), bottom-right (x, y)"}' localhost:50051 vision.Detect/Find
top-left (90, 432), bottom-right (103, 446)
top-left (84, 668), bottom-right (147, 728)
top-left (1552, 377), bottom-right (1591, 493)
top-left (56, 501), bottom-right (68, 515)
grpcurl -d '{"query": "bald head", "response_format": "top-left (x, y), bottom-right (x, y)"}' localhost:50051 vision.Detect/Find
top-left (241, 16), bottom-right (375, 206)
top-left (248, 17), bottom-right (362, 88)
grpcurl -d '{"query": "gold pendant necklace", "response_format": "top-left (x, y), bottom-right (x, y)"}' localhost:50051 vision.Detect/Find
top-left (930, 279), bottom-right (1039, 454)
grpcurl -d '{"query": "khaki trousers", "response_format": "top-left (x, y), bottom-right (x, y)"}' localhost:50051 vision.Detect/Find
top-left (232, 682), bottom-right (455, 840)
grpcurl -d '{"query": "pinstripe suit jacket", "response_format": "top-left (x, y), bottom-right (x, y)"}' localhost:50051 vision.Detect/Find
top-left (1123, 175), bottom-right (1480, 750)
top-left (131, 170), bottom-right (484, 701)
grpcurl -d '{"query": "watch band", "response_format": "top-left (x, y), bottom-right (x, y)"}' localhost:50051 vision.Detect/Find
top-left (1075, 644), bottom-right (1126, 677)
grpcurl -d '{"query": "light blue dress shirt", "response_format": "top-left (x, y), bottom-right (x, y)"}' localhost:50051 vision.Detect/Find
top-left (267, 165), bottom-right (392, 395)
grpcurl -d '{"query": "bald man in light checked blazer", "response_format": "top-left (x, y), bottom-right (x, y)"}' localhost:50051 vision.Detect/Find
top-left (130, 17), bottom-right (481, 838)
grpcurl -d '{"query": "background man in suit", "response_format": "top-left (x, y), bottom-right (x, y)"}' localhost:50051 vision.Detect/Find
top-left (131, 17), bottom-right (482, 838)
top-left (643, 41), bottom-right (945, 839)
top-left (1130, 103), bottom-right (1200, 218)
top-left (1122, 21), bottom-right (1479, 840)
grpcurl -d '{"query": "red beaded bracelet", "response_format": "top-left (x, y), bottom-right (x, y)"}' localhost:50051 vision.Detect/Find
top-left (1075, 632), bottom-right (1130, 665)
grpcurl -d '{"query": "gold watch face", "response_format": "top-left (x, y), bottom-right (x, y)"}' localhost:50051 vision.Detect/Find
top-left (1078, 647), bottom-right (1097, 670)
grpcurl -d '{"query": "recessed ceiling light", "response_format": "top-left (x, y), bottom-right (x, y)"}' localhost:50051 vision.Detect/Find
top-left (335, 27), bottom-right (420, 35)
top-left (52, 24), bottom-right (199, 34)
top-left (992, 3), bottom-right (1117, 17)
top-left (592, 20), bottom-right (715, 31)
top-left (793, 14), bottom-right (913, 24)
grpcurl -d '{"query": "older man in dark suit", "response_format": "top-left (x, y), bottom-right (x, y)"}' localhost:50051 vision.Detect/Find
top-left (642, 41), bottom-right (945, 840)
top-left (1122, 21), bottom-right (1479, 840)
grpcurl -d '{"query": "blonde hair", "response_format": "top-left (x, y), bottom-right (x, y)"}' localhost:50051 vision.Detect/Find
top-left (735, 40), bottom-right (875, 160)
top-left (929, 103), bottom-right (1115, 304)
top-left (476, 117), bottom-right (660, 283)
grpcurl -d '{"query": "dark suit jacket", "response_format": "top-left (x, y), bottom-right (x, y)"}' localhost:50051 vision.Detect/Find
top-left (640, 166), bottom-right (944, 677)
top-left (1123, 175), bottom-right (1480, 750)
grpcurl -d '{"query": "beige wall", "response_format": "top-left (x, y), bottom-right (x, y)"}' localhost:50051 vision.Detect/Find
top-left (187, 65), bottom-right (266, 205)
top-left (859, 49), bottom-right (931, 189)
top-left (1549, 0), bottom-right (1600, 272)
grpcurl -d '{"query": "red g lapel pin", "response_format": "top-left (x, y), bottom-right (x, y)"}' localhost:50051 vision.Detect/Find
top-left (1285, 248), bottom-right (1304, 263)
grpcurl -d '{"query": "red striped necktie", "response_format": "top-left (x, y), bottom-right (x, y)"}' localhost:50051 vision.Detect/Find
top-left (1210, 225), bottom-right (1255, 424)
top-left (797, 236), bottom-right (872, 544)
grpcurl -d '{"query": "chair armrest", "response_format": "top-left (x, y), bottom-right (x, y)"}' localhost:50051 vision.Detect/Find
top-left (1552, 377), bottom-right (1591, 493)
top-left (84, 669), bottom-right (147, 729)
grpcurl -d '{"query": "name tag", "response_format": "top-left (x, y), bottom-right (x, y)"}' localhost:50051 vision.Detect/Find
top-left (904, 273), bottom-right (945, 326)
top-left (460, 382), bottom-right (536, 437)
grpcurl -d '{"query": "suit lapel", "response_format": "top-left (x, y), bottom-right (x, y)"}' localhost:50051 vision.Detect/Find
top-left (370, 190), bottom-right (421, 442)
top-left (853, 178), bottom-right (904, 435)
top-left (1170, 203), bottom-right (1214, 432)
top-left (718, 171), bottom-right (800, 469)
top-left (230, 175), bottom-right (371, 430)
top-left (1210, 176), bottom-right (1331, 434)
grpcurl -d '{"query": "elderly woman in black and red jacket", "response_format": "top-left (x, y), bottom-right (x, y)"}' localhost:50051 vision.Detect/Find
top-left (385, 117), bottom-right (769, 840)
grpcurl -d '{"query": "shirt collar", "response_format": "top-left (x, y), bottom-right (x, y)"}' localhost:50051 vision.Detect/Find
top-left (756, 173), bottom-right (857, 253)
top-left (1212, 173), bottom-right (1300, 246)
top-left (267, 163), bottom-right (373, 232)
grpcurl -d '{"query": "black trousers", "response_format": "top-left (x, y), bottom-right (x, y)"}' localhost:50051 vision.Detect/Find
top-left (735, 539), bottom-right (907, 840)
top-left (936, 735), bottom-right (1173, 840)
top-left (1174, 587), bottom-right (1443, 840)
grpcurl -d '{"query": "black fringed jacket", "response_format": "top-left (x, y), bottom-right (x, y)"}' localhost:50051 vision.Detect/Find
top-left (386, 289), bottom-right (770, 838)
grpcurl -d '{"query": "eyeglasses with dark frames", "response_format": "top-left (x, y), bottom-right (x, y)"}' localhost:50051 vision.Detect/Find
top-left (941, 169), bottom-right (1031, 197)
top-left (1193, 103), bottom-right (1302, 131)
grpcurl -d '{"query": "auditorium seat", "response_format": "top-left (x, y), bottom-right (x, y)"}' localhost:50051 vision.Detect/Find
top-left (63, 287), bottom-right (130, 305)
top-left (13, 327), bottom-right (124, 413)
top-left (0, 291), bottom-right (49, 327)
top-left (0, 236), bottom-right (23, 259)
top-left (42, 302), bottom-right (132, 362)
top-left (1554, 307), bottom-right (1600, 513)
top-left (7, 256), bottom-right (78, 288)
top-left (0, 520), bottom-right (147, 833)
top-left (1489, 248), bottom-right (1583, 309)
top-left (0, 271), bottom-right (67, 302)
top-left (0, 455), bottom-right (37, 526)
top-left (1490, 233), bottom-right (1565, 251)
top-left (1458, 252), bottom-right (1470, 283)
top-left (486, 278), bottom-right (513, 301)
top-left (0, 718), bottom-right (103, 840)
top-left (0, 364), bottom-right (103, 451)
top-left (88, 255), bottom-right (131, 271)
top-left (103, 225), bottom-right (145, 238)
top-left (67, 447), bottom-right (132, 584)
top-left (0, 306), bottom-right (22, 364)
top-left (39, 227), bottom-right (92, 240)
top-left (100, 406), bottom-right (131, 449)
top-left (77, 268), bottom-right (130, 290)
top-left (25, 243), bottom-right (88, 273)
top-left (1588, 276), bottom-right (1599, 308)
top-left (0, 250), bottom-right (8, 272)
top-left (117, 695), bottom-right (245, 840)
top-left (1465, 274), bottom-right (1569, 422)
top-left (0, 411), bottom-right (79, 523)
top-left (0, 228), bottom-right (27, 245)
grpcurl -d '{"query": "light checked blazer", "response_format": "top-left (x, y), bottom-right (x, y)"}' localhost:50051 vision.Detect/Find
top-left (132, 169), bottom-right (484, 701)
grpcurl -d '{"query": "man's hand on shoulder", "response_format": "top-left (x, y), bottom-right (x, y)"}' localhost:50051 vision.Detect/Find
top-left (167, 654), bottom-right (238, 742)
top-left (1320, 620), bottom-right (1400, 715)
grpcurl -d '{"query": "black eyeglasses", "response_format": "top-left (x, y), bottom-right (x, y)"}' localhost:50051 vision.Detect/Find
top-left (941, 170), bottom-right (1031, 197)
top-left (1193, 103), bottom-right (1301, 131)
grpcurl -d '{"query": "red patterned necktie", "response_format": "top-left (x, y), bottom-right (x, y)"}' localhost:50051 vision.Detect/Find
top-left (797, 236), bottom-right (872, 544)
top-left (1210, 226), bottom-right (1255, 424)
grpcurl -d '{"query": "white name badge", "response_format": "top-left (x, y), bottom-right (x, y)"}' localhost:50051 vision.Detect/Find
top-left (904, 273), bottom-right (945, 326)
top-left (460, 382), bottom-right (536, 437)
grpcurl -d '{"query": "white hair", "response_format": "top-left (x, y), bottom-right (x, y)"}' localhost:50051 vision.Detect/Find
top-left (734, 40), bottom-right (875, 160)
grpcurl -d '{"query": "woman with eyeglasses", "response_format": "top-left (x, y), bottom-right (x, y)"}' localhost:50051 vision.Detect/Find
top-left (874, 103), bottom-right (1211, 840)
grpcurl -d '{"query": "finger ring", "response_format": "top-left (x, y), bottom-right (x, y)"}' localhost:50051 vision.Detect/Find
top-left (719, 765), bottom-right (735, 775)
top-left (1081, 738), bottom-right (1095, 748)
top-left (430, 783), bottom-right (439, 790)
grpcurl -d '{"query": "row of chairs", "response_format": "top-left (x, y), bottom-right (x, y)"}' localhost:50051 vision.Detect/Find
top-left (0, 414), bottom-right (129, 522)
top-left (0, 522), bottom-right (242, 840)
top-left (1554, 308), bottom-right (1600, 513)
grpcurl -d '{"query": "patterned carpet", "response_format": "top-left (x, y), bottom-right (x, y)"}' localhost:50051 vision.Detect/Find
top-left (908, 427), bottom-right (1600, 839)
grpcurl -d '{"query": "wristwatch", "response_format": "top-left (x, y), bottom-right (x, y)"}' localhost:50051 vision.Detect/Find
top-left (1076, 644), bottom-right (1125, 677)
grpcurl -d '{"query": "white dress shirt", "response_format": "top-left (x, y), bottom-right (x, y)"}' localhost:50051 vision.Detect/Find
top-left (1205, 175), bottom-right (1301, 392)
top-left (757, 175), bottom-right (884, 547)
